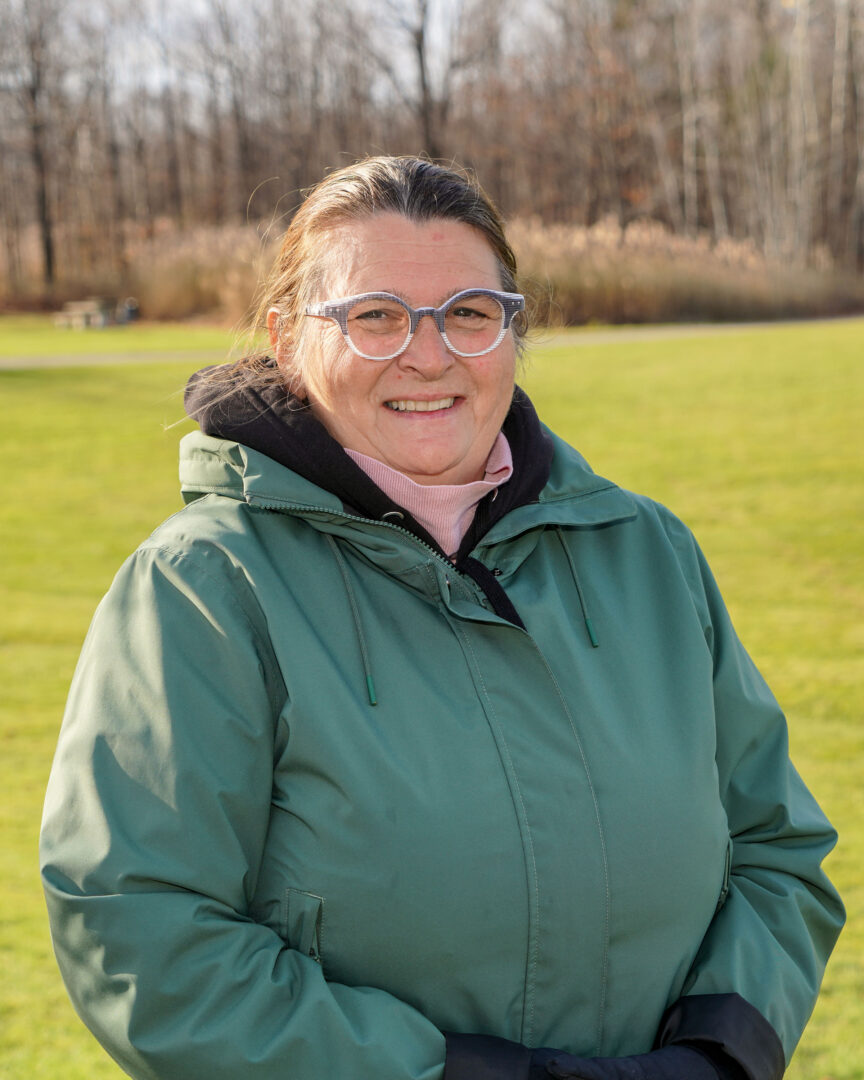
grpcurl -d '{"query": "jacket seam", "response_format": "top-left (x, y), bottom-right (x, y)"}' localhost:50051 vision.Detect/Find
top-left (136, 539), bottom-right (283, 703)
top-left (183, 482), bottom-right (246, 496)
top-left (451, 621), bottom-right (541, 1044)
top-left (538, 483), bottom-right (621, 506)
top-left (529, 639), bottom-right (611, 1056)
top-left (252, 497), bottom-right (447, 576)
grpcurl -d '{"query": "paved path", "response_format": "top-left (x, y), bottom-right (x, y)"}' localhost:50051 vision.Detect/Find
top-left (3, 315), bottom-right (863, 370)
top-left (540, 313), bottom-right (864, 347)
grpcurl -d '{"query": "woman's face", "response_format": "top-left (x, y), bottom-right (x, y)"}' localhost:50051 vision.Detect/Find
top-left (283, 213), bottom-right (517, 486)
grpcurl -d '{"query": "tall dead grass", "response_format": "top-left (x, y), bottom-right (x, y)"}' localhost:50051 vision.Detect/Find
top-left (0, 221), bottom-right (276, 324)
top-left (510, 217), bottom-right (864, 325)
top-left (3, 217), bottom-right (864, 326)
top-left (123, 223), bottom-right (277, 322)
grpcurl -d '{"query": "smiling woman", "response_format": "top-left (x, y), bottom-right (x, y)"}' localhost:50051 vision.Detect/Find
top-left (282, 214), bottom-right (518, 486)
top-left (40, 156), bottom-right (843, 1080)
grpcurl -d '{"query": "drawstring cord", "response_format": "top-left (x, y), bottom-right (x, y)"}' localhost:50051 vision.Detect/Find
top-left (325, 527), bottom-right (595, 702)
top-left (325, 535), bottom-right (378, 705)
top-left (555, 527), bottom-right (599, 648)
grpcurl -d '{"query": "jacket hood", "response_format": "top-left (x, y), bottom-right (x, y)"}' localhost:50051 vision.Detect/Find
top-left (181, 359), bottom-right (636, 544)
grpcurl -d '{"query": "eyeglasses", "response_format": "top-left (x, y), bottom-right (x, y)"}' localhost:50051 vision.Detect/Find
top-left (304, 288), bottom-right (525, 361)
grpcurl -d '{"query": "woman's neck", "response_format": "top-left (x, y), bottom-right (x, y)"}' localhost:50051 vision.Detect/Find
top-left (345, 434), bottom-right (513, 558)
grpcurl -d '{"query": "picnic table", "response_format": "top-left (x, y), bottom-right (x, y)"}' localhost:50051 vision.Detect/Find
top-left (53, 297), bottom-right (139, 329)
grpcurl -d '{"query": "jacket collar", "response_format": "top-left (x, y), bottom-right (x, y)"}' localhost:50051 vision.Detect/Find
top-left (181, 362), bottom-right (636, 547)
top-left (180, 430), bottom-right (636, 531)
top-left (480, 431), bottom-right (636, 543)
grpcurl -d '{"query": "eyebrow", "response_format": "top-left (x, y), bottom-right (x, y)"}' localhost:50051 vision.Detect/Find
top-left (370, 289), bottom-right (484, 307)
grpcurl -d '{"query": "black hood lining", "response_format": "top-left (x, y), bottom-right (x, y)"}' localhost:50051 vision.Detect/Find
top-left (184, 360), bottom-right (554, 576)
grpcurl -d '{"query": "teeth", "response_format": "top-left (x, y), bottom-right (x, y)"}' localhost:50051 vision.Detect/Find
top-left (385, 397), bottom-right (455, 412)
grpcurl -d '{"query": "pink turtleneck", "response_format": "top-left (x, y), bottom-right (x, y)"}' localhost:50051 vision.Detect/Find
top-left (345, 433), bottom-right (513, 558)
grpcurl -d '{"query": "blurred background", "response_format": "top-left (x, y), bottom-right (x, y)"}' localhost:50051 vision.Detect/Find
top-left (1, 2), bottom-right (862, 1079)
top-left (5, 0), bottom-right (864, 324)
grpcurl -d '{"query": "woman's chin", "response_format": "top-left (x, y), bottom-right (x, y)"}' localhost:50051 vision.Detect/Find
top-left (393, 451), bottom-right (484, 486)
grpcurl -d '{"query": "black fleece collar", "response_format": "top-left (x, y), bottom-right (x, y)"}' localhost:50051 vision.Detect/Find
top-left (184, 360), bottom-right (554, 571)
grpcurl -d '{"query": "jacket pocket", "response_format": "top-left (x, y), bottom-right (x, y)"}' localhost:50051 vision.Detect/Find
top-left (715, 835), bottom-right (733, 914)
top-left (282, 887), bottom-right (325, 964)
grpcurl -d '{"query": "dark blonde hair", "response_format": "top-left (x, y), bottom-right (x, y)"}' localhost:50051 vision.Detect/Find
top-left (238, 155), bottom-right (526, 391)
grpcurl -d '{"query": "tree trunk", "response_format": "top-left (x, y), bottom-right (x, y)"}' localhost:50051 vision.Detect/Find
top-left (102, 75), bottom-right (126, 274)
top-left (161, 87), bottom-right (184, 224)
top-left (29, 105), bottom-right (54, 286)
top-left (413, 0), bottom-right (443, 158)
top-left (828, 0), bottom-right (851, 259)
top-left (847, 0), bottom-right (864, 266)
top-left (0, 161), bottom-right (25, 290)
top-left (674, 6), bottom-right (699, 235)
top-left (647, 110), bottom-right (685, 232)
top-left (788, 0), bottom-right (818, 259)
top-left (693, 6), bottom-right (729, 239)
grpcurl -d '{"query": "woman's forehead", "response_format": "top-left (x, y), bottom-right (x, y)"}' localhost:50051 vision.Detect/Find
top-left (317, 214), bottom-right (502, 300)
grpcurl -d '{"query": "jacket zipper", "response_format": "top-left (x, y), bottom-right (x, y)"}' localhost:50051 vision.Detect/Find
top-left (248, 497), bottom-right (485, 598)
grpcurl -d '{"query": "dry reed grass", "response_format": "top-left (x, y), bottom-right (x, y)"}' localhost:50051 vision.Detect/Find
top-left (123, 223), bottom-right (277, 322)
top-left (509, 216), bottom-right (864, 325)
top-left (3, 217), bottom-right (864, 326)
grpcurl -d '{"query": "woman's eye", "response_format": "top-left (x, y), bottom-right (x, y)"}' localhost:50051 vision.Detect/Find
top-left (350, 303), bottom-right (404, 322)
top-left (451, 306), bottom-right (488, 320)
top-left (347, 302), bottom-right (406, 335)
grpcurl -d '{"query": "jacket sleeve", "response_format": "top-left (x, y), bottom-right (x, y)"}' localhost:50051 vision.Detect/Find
top-left (40, 540), bottom-right (446, 1080)
top-left (661, 518), bottom-right (845, 1074)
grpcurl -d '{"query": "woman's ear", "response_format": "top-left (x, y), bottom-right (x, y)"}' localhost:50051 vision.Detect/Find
top-left (266, 307), bottom-right (282, 350)
top-left (267, 307), bottom-right (293, 370)
top-left (267, 307), bottom-right (304, 398)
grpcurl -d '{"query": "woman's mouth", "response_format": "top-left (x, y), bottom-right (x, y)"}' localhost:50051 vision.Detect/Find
top-left (384, 397), bottom-right (456, 412)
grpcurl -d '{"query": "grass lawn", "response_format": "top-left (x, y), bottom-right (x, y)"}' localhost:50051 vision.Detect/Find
top-left (0, 314), bottom-right (234, 359)
top-left (1, 317), bottom-right (861, 1078)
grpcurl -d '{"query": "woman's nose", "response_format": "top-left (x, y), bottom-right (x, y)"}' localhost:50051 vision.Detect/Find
top-left (397, 314), bottom-right (455, 377)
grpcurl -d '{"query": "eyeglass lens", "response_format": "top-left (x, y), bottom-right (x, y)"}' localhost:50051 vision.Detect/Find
top-left (345, 292), bottom-right (505, 358)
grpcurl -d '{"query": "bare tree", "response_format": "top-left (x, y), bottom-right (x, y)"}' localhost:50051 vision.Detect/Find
top-left (828, 0), bottom-right (851, 238)
top-left (847, 0), bottom-right (864, 265)
top-left (692, 2), bottom-right (729, 240)
top-left (1, 0), bottom-right (863, 295)
top-left (356, 0), bottom-right (484, 161)
top-left (673, 2), bottom-right (699, 235)
top-left (2, 0), bottom-right (70, 286)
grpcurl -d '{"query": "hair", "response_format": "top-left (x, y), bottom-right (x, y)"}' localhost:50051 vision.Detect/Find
top-left (232, 155), bottom-right (527, 393)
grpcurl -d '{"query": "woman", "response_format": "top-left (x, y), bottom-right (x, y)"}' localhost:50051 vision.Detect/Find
top-left (41, 156), bottom-right (843, 1080)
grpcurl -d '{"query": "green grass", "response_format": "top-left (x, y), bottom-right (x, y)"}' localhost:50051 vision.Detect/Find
top-left (0, 314), bottom-right (234, 358)
top-left (522, 322), bottom-right (863, 1080)
top-left (2, 317), bottom-right (862, 1078)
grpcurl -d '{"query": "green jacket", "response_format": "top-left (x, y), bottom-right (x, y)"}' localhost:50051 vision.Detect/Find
top-left (41, 428), bottom-right (843, 1080)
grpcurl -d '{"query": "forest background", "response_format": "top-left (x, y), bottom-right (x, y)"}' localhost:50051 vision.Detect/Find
top-left (1, 1), bottom-right (862, 1078)
top-left (7, 0), bottom-right (864, 324)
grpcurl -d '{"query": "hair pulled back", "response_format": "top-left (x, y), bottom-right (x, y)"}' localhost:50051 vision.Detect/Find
top-left (239, 156), bottom-right (525, 391)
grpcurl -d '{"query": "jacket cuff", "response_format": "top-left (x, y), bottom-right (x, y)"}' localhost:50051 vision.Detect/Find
top-left (655, 994), bottom-right (785, 1080)
top-left (444, 1032), bottom-right (534, 1080)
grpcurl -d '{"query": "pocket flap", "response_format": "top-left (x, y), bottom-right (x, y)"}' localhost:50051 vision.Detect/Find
top-left (715, 835), bottom-right (733, 914)
top-left (283, 887), bottom-right (324, 962)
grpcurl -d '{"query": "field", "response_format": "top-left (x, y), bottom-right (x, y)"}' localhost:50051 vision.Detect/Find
top-left (1, 317), bottom-right (861, 1078)
top-left (0, 315), bottom-right (234, 359)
